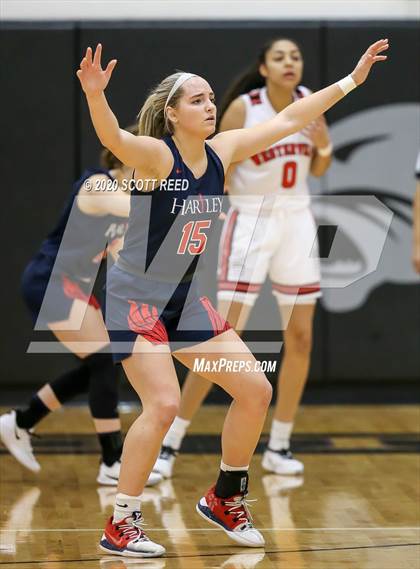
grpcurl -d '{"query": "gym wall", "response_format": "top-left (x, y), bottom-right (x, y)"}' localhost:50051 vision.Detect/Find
top-left (2, 21), bottom-right (419, 391)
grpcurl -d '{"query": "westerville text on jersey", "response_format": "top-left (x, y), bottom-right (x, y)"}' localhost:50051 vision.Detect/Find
top-left (251, 142), bottom-right (312, 166)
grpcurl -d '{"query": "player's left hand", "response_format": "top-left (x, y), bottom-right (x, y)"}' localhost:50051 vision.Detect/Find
top-left (351, 39), bottom-right (389, 86)
top-left (302, 115), bottom-right (331, 150)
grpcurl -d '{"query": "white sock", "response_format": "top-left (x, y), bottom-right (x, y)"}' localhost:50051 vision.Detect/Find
top-left (220, 461), bottom-right (249, 472)
top-left (268, 420), bottom-right (293, 451)
top-left (162, 416), bottom-right (190, 451)
top-left (113, 493), bottom-right (141, 523)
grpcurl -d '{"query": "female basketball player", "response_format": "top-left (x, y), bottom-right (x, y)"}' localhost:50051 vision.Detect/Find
top-left (155, 37), bottom-right (331, 479)
top-left (0, 140), bottom-right (161, 487)
top-left (77, 39), bottom-right (388, 557)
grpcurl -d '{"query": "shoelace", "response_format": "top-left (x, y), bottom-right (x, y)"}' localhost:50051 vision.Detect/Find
top-left (116, 511), bottom-right (148, 542)
top-left (268, 447), bottom-right (293, 459)
top-left (16, 427), bottom-right (39, 452)
top-left (280, 449), bottom-right (293, 459)
top-left (224, 496), bottom-right (257, 529)
top-left (159, 445), bottom-right (177, 460)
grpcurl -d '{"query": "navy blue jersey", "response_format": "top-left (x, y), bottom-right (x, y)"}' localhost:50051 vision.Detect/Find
top-left (38, 168), bottom-right (128, 280)
top-left (118, 136), bottom-right (224, 282)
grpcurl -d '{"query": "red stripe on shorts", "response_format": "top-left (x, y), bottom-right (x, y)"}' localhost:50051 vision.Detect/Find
top-left (61, 275), bottom-right (100, 309)
top-left (200, 296), bottom-right (231, 336)
top-left (272, 282), bottom-right (320, 295)
top-left (218, 280), bottom-right (261, 294)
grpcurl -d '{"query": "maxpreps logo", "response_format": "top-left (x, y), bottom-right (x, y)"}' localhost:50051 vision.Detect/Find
top-left (311, 103), bottom-right (420, 312)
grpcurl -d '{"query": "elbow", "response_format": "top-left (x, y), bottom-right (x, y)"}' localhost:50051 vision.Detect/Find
top-left (311, 157), bottom-right (332, 178)
top-left (310, 169), bottom-right (322, 178)
top-left (310, 163), bottom-right (329, 177)
top-left (311, 167), bottom-right (330, 178)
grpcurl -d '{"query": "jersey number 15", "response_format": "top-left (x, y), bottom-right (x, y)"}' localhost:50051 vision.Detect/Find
top-left (177, 220), bottom-right (212, 255)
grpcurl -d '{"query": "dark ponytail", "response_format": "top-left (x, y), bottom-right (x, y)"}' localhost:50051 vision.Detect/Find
top-left (218, 64), bottom-right (265, 121)
top-left (218, 37), bottom-right (303, 123)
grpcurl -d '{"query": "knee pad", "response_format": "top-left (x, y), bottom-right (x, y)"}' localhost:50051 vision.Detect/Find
top-left (86, 349), bottom-right (119, 419)
top-left (48, 363), bottom-right (90, 403)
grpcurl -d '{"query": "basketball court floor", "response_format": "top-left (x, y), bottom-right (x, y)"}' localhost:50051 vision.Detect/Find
top-left (1, 404), bottom-right (419, 568)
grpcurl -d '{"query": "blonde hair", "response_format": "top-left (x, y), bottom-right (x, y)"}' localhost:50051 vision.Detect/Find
top-left (137, 71), bottom-right (191, 138)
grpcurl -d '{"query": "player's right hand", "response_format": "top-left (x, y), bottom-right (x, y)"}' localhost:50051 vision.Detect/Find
top-left (351, 39), bottom-right (389, 86)
top-left (76, 44), bottom-right (117, 98)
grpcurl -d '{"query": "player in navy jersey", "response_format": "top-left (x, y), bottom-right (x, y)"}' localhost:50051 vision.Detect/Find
top-left (0, 137), bottom-right (162, 487)
top-left (77, 40), bottom-right (388, 557)
top-left (155, 37), bottom-right (332, 479)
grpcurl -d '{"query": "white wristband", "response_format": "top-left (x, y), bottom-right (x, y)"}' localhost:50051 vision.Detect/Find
top-left (317, 142), bottom-right (333, 157)
top-left (337, 75), bottom-right (357, 95)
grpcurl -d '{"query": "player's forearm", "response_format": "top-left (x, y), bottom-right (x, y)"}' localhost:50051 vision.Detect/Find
top-left (86, 92), bottom-right (122, 152)
top-left (277, 83), bottom-right (347, 139)
top-left (310, 152), bottom-right (332, 177)
top-left (413, 185), bottom-right (420, 248)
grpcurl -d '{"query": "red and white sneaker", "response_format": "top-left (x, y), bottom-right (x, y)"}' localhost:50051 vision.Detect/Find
top-left (196, 486), bottom-right (265, 547)
top-left (99, 511), bottom-right (165, 558)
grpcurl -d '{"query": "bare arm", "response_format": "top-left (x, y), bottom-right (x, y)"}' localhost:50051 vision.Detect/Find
top-left (413, 181), bottom-right (420, 273)
top-left (77, 174), bottom-right (131, 217)
top-left (77, 45), bottom-right (171, 176)
top-left (212, 39), bottom-right (389, 166)
top-left (301, 115), bottom-right (333, 177)
top-left (310, 150), bottom-right (332, 178)
top-left (219, 98), bottom-right (246, 132)
top-left (215, 98), bottom-right (246, 187)
top-left (107, 236), bottom-right (126, 262)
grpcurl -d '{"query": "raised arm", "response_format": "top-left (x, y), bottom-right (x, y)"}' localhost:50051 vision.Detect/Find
top-left (213, 39), bottom-right (389, 165)
top-left (215, 98), bottom-right (246, 189)
top-left (77, 44), bottom-right (170, 175)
